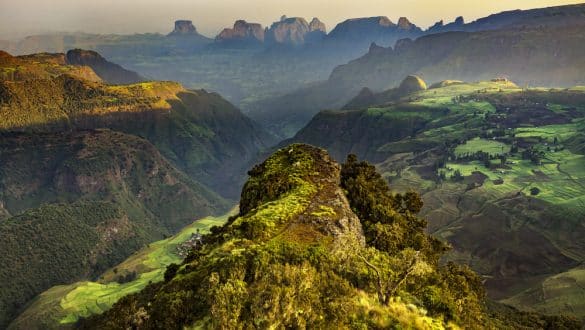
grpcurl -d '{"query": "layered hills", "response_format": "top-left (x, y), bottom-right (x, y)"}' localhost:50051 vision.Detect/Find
top-left (250, 18), bottom-right (585, 137)
top-left (0, 51), bottom-right (272, 327)
top-left (6, 3), bottom-right (583, 117)
top-left (77, 144), bottom-right (579, 329)
top-left (0, 52), bottom-right (274, 196)
top-left (286, 78), bottom-right (585, 317)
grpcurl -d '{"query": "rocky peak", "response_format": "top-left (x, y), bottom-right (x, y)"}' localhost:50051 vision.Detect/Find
top-left (239, 144), bottom-right (364, 245)
top-left (309, 17), bottom-right (327, 33)
top-left (454, 16), bottom-right (465, 25)
top-left (397, 17), bottom-right (415, 30)
top-left (377, 16), bottom-right (395, 27)
top-left (265, 16), bottom-right (313, 46)
top-left (65, 49), bottom-right (105, 63)
top-left (428, 20), bottom-right (444, 31)
top-left (216, 20), bottom-right (265, 43)
top-left (168, 20), bottom-right (198, 36)
top-left (65, 49), bottom-right (144, 85)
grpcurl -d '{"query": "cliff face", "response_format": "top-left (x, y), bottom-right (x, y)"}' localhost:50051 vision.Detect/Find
top-left (265, 16), bottom-right (326, 47)
top-left (65, 49), bottom-right (145, 84)
top-left (326, 16), bottom-right (423, 47)
top-left (0, 51), bottom-right (102, 82)
top-left (216, 20), bottom-right (265, 47)
top-left (168, 20), bottom-right (198, 36)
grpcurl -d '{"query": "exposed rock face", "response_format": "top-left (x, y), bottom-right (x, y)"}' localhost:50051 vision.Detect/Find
top-left (309, 17), bottom-right (327, 33)
top-left (397, 17), bottom-right (419, 31)
top-left (265, 16), bottom-right (325, 46)
top-left (454, 16), bottom-right (465, 25)
top-left (428, 16), bottom-right (466, 33)
top-left (216, 20), bottom-right (265, 46)
top-left (329, 16), bottom-right (396, 41)
top-left (327, 16), bottom-right (422, 46)
top-left (168, 20), bottom-right (198, 36)
top-left (65, 49), bottom-right (144, 85)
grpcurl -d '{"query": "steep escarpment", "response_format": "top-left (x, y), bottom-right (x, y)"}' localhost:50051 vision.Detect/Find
top-left (78, 144), bottom-right (578, 329)
top-left (0, 51), bottom-right (102, 82)
top-left (216, 20), bottom-right (265, 47)
top-left (326, 16), bottom-right (422, 48)
top-left (265, 16), bottom-right (326, 47)
top-left (65, 49), bottom-right (145, 84)
top-left (0, 60), bottom-right (274, 196)
top-left (0, 129), bottom-right (228, 328)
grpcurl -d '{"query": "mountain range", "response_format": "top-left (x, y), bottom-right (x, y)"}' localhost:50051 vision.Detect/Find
top-left (249, 4), bottom-right (585, 137)
top-left (5, 3), bottom-right (583, 116)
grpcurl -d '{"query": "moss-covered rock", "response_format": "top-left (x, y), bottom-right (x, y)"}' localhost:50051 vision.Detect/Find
top-left (398, 75), bottom-right (428, 94)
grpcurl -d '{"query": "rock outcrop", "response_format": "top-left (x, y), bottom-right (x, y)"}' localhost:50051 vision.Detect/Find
top-left (326, 16), bottom-right (423, 47)
top-left (216, 20), bottom-right (265, 46)
top-left (398, 74), bottom-right (427, 93)
top-left (168, 20), bottom-right (198, 36)
top-left (265, 16), bottom-right (325, 47)
top-left (309, 17), bottom-right (327, 33)
top-left (65, 49), bottom-right (145, 85)
top-left (428, 16), bottom-right (465, 33)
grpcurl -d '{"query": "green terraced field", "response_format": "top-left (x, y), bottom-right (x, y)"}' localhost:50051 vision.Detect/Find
top-left (454, 137), bottom-right (510, 156)
top-left (59, 211), bottom-right (234, 324)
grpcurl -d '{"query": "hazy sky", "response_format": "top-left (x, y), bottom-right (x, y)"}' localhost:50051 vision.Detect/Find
top-left (0, 0), bottom-right (581, 39)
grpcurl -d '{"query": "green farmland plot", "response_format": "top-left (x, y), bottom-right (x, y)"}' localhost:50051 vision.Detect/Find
top-left (455, 138), bottom-right (510, 157)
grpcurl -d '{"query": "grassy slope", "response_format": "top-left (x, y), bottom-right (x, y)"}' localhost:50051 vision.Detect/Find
top-left (9, 211), bottom-right (234, 329)
top-left (501, 265), bottom-right (585, 317)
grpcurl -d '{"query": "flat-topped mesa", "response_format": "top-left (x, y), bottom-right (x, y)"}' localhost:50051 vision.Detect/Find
top-left (265, 16), bottom-right (326, 46)
top-left (216, 20), bottom-right (265, 45)
top-left (327, 16), bottom-right (423, 46)
top-left (65, 49), bottom-right (144, 85)
top-left (168, 20), bottom-right (198, 36)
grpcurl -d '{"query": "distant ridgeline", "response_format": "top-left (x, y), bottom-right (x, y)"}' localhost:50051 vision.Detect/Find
top-left (286, 76), bottom-right (585, 319)
top-left (3, 3), bottom-right (585, 122)
top-left (0, 50), bottom-right (272, 328)
top-left (78, 144), bottom-right (580, 329)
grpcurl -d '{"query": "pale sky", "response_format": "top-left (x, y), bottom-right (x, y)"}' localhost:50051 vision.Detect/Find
top-left (0, 0), bottom-right (582, 39)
